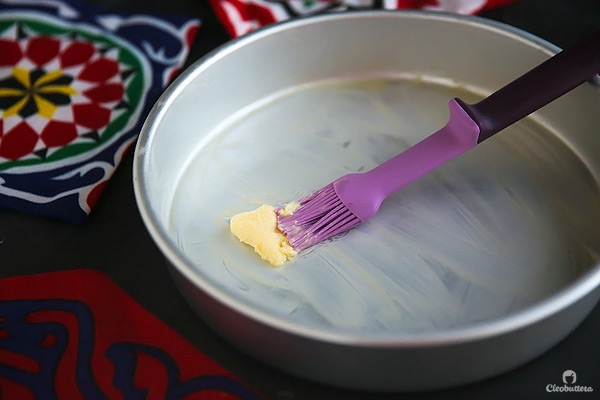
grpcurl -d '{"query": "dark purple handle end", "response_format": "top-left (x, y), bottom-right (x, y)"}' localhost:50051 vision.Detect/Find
top-left (458, 30), bottom-right (600, 143)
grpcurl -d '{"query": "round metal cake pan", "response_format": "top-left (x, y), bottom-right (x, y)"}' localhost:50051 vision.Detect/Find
top-left (133, 11), bottom-right (600, 391)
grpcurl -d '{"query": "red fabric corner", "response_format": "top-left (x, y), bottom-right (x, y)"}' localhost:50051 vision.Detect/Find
top-left (0, 269), bottom-right (262, 399)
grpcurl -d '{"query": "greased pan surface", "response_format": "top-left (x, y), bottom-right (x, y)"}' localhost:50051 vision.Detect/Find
top-left (134, 11), bottom-right (600, 391)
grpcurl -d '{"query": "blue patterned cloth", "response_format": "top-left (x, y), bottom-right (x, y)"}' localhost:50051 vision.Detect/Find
top-left (0, 0), bottom-right (199, 222)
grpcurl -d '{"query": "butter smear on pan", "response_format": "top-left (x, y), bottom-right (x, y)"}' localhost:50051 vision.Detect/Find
top-left (230, 203), bottom-right (299, 266)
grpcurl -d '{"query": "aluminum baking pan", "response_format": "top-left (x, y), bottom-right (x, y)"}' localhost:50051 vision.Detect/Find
top-left (133, 11), bottom-right (600, 391)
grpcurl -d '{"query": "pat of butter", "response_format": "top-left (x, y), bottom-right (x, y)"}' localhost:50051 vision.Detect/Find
top-left (230, 204), bottom-right (297, 267)
top-left (279, 201), bottom-right (300, 216)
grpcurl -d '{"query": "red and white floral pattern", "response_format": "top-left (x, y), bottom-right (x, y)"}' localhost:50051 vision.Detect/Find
top-left (0, 27), bottom-right (129, 162)
top-left (210, 0), bottom-right (518, 37)
top-left (0, 0), bottom-right (198, 222)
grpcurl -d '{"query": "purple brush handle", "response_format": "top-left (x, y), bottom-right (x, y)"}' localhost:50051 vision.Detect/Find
top-left (336, 30), bottom-right (600, 222)
top-left (458, 29), bottom-right (600, 142)
top-left (336, 100), bottom-right (480, 221)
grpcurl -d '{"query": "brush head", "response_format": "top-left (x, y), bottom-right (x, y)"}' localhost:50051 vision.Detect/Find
top-left (277, 182), bottom-right (362, 251)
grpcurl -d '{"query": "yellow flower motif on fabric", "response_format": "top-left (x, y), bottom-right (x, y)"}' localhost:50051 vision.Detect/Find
top-left (0, 67), bottom-right (77, 119)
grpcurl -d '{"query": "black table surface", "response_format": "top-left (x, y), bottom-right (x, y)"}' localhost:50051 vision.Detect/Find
top-left (1, 0), bottom-right (599, 399)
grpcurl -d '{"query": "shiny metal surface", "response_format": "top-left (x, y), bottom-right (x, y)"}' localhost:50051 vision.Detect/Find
top-left (134, 11), bottom-right (600, 391)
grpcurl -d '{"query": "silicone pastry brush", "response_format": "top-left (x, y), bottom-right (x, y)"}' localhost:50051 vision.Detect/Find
top-left (278, 29), bottom-right (600, 251)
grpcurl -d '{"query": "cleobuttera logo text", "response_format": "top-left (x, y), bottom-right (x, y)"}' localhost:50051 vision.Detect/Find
top-left (546, 384), bottom-right (594, 393)
top-left (546, 370), bottom-right (593, 393)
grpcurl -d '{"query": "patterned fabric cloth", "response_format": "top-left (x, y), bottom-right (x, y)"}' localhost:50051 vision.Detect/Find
top-left (0, 270), bottom-right (263, 399)
top-left (0, 0), bottom-right (198, 222)
top-left (210, 0), bottom-right (518, 37)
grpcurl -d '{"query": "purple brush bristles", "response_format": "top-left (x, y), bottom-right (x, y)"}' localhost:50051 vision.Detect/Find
top-left (277, 182), bottom-right (362, 251)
